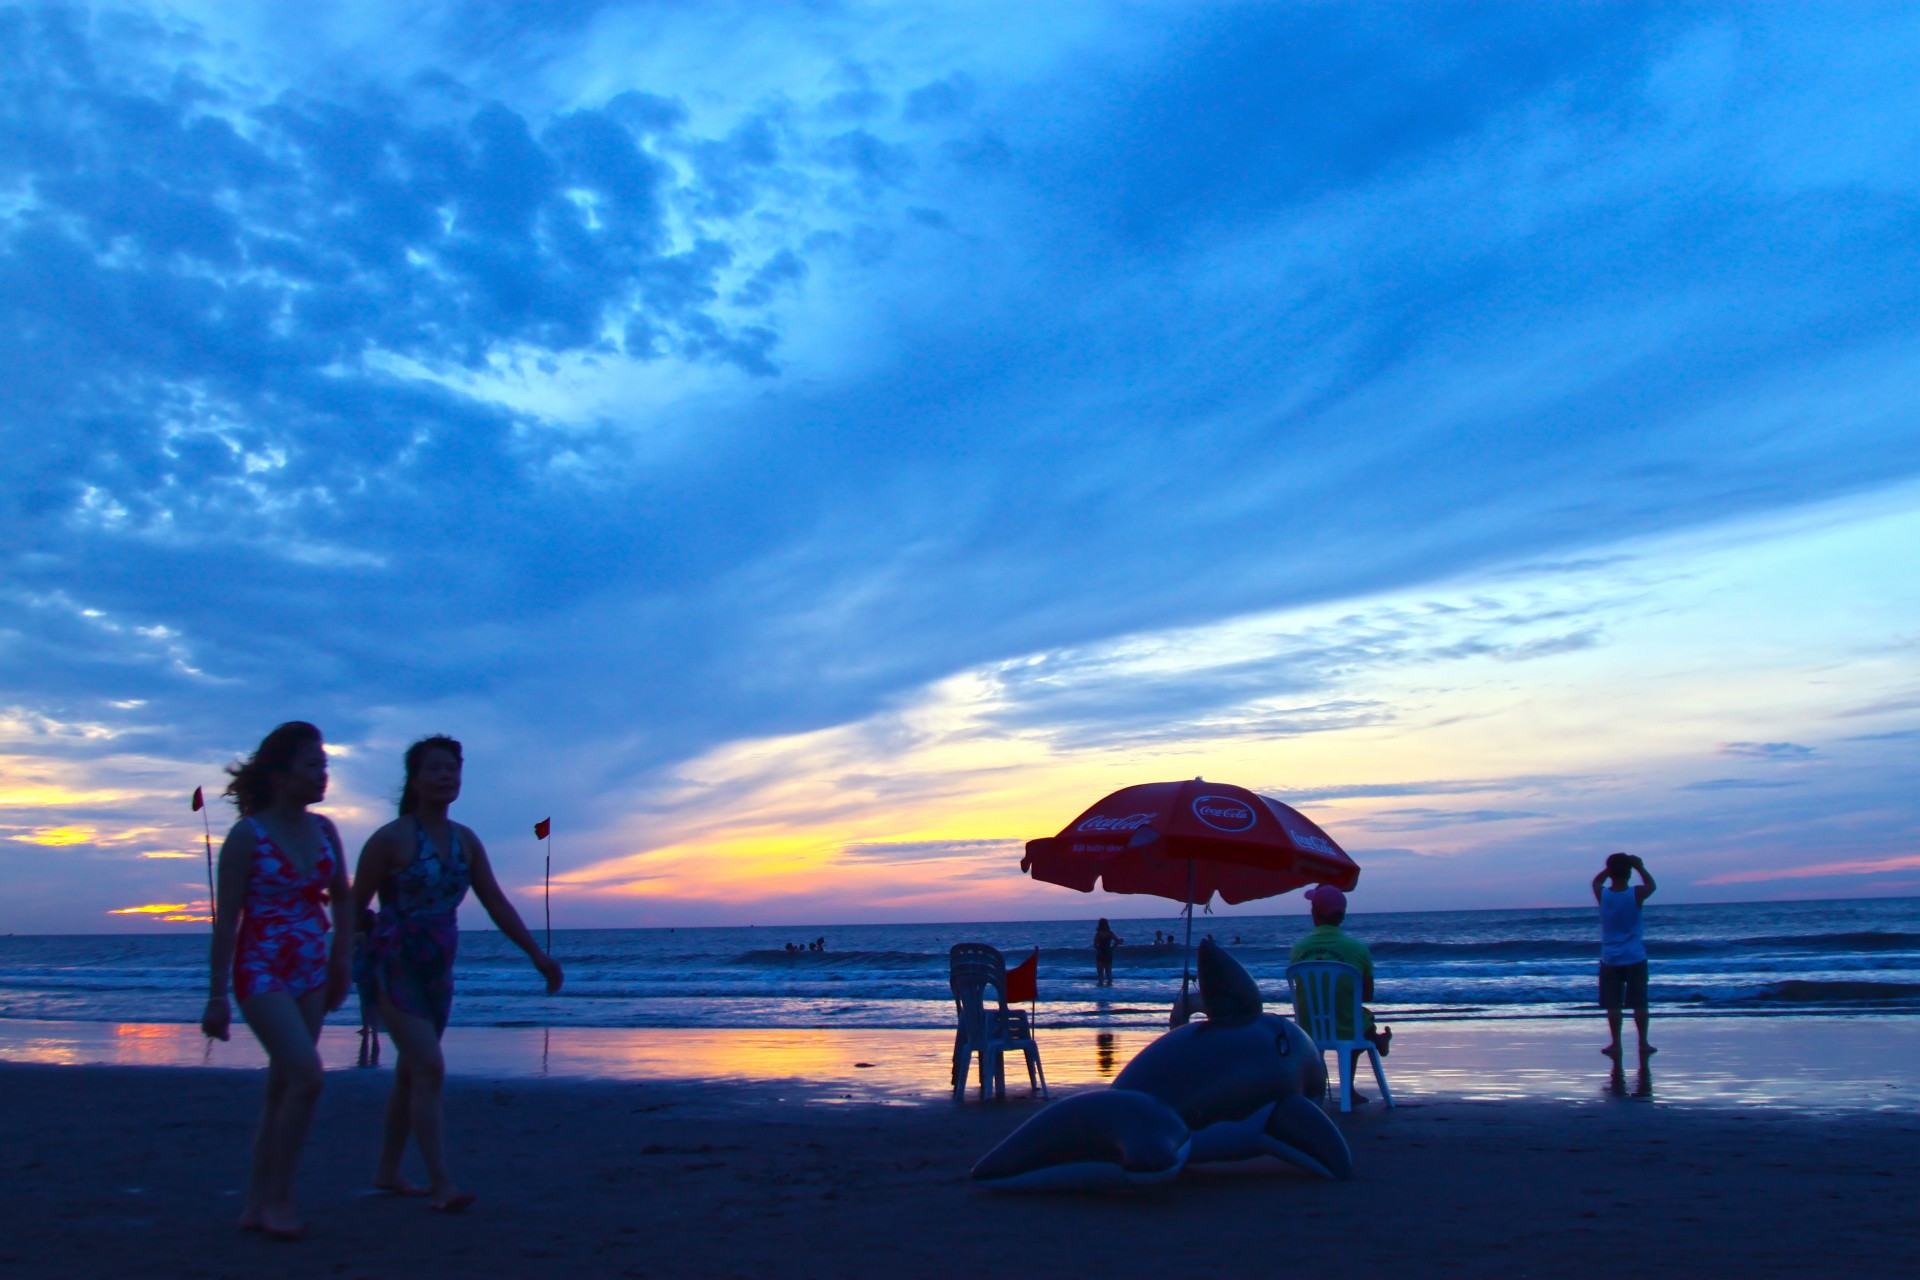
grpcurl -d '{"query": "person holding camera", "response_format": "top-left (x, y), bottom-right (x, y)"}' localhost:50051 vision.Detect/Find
top-left (1591, 852), bottom-right (1657, 1062)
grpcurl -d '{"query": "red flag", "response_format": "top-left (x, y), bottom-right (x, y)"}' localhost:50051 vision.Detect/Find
top-left (191, 786), bottom-right (204, 812)
top-left (533, 818), bottom-right (551, 840)
top-left (1004, 949), bottom-right (1038, 1004)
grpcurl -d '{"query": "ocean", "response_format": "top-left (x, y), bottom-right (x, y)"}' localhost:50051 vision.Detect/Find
top-left (2, 898), bottom-right (1916, 1032)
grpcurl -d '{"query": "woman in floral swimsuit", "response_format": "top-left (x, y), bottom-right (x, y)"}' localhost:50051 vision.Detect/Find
top-left (352, 735), bottom-right (562, 1211)
top-left (201, 721), bottom-right (353, 1240)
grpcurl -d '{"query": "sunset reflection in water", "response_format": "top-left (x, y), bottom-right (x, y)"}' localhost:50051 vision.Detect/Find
top-left (3, 1018), bottom-right (1918, 1111)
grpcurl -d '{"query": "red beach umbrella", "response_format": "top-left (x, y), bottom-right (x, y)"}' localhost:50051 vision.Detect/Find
top-left (1021, 779), bottom-right (1360, 1019)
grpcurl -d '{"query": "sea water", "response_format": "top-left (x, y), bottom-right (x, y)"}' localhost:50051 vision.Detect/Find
top-left (1, 898), bottom-right (1916, 1032)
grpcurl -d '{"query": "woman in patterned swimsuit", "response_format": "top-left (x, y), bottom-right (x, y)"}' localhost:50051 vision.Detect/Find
top-left (352, 735), bottom-right (562, 1211)
top-left (201, 721), bottom-right (353, 1240)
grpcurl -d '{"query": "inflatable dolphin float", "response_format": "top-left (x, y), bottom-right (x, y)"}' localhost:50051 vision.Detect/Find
top-left (971, 939), bottom-right (1352, 1191)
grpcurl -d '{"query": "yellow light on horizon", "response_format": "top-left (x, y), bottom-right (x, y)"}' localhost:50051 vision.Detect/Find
top-left (20, 826), bottom-right (96, 846)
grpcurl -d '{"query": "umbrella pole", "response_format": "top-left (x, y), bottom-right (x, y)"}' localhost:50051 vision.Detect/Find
top-left (1175, 859), bottom-right (1195, 1026)
top-left (1183, 860), bottom-right (1195, 987)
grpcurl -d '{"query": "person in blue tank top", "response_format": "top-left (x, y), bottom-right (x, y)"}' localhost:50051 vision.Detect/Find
top-left (1591, 852), bottom-right (1657, 1062)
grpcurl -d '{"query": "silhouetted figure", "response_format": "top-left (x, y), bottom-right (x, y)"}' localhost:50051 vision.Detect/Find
top-left (1093, 918), bottom-right (1124, 986)
top-left (201, 721), bottom-right (354, 1240)
top-left (1290, 885), bottom-right (1391, 1103)
top-left (352, 736), bottom-right (562, 1212)
top-left (1591, 853), bottom-right (1657, 1062)
top-left (354, 907), bottom-right (382, 1068)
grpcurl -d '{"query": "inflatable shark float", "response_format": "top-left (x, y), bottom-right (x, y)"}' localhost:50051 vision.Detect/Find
top-left (971, 939), bottom-right (1352, 1191)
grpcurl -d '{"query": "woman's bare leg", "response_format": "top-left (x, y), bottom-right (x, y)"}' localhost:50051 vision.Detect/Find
top-left (377, 995), bottom-right (470, 1209)
top-left (373, 1053), bottom-right (423, 1193)
top-left (238, 989), bottom-right (327, 1238)
top-left (240, 1060), bottom-right (288, 1228)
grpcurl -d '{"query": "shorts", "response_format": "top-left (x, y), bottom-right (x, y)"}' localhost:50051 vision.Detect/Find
top-left (1598, 960), bottom-right (1649, 1011)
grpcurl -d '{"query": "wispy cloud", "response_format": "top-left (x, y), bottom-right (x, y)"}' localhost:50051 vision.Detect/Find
top-left (1699, 854), bottom-right (1920, 886)
top-left (1719, 741), bottom-right (1816, 761)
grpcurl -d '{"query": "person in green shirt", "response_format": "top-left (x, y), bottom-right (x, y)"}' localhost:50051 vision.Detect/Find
top-left (1289, 886), bottom-right (1391, 1100)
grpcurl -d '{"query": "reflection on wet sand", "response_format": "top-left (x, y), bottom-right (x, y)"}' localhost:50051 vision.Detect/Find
top-left (1608, 1061), bottom-right (1654, 1099)
top-left (2, 1017), bottom-right (1918, 1111)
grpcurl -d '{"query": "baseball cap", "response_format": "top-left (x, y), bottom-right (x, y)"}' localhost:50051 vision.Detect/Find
top-left (1304, 885), bottom-right (1346, 912)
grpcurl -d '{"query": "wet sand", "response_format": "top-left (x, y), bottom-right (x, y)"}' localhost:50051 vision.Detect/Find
top-left (7, 1014), bottom-right (1920, 1108)
top-left (3, 1048), bottom-right (1918, 1279)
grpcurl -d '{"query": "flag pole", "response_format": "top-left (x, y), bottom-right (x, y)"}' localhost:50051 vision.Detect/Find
top-left (534, 817), bottom-right (552, 955)
top-left (194, 787), bottom-right (215, 930)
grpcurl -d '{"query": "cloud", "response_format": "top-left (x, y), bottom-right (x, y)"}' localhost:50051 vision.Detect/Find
top-left (1678, 778), bottom-right (1803, 792)
top-left (1699, 854), bottom-right (1920, 886)
top-left (1353, 808), bottom-right (1549, 832)
top-left (1269, 777), bottom-right (1571, 803)
top-left (836, 838), bottom-right (1020, 865)
top-left (1719, 741), bottom-right (1817, 760)
top-left (4, 3), bottom-right (1920, 926)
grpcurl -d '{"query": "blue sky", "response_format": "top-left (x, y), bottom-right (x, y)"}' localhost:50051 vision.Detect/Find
top-left (2, 1), bottom-right (1916, 932)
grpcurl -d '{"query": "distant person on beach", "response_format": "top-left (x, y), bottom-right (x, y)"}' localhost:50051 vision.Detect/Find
top-left (354, 907), bottom-right (382, 1068)
top-left (1290, 886), bottom-right (1391, 1100)
top-left (352, 735), bottom-right (563, 1212)
top-left (1592, 852), bottom-right (1657, 1062)
top-left (1093, 919), bottom-right (1123, 986)
top-left (201, 721), bottom-right (353, 1240)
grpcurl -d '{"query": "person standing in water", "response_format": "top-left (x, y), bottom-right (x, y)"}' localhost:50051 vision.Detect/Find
top-left (201, 721), bottom-right (353, 1240)
top-left (352, 736), bottom-right (562, 1211)
top-left (1591, 852), bottom-right (1657, 1062)
top-left (1092, 918), bottom-right (1124, 986)
top-left (353, 907), bottom-right (382, 1068)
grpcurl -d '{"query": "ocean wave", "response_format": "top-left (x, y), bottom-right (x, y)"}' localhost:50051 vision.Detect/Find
top-left (1367, 931), bottom-right (1920, 961)
top-left (1736, 979), bottom-right (1920, 1005)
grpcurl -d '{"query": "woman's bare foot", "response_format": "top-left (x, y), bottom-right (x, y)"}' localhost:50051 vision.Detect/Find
top-left (257, 1202), bottom-right (306, 1241)
top-left (371, 1174), bottom-right (429, 1196)
top-left (430, 1188), bottom-right (476, 1213)
top-left (1640, 1043), bottom-right (1659, 1058)
top-left (238, 1204), bottom-right (263, 1232)
top-left (1601, 1044), bottom-right (1621, 1058)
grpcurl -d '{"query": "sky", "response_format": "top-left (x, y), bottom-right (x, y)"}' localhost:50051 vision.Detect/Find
top-left (2, 1), bottom-right (1917, 934)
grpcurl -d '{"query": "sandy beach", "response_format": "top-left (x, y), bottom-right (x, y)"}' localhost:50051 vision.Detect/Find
top-left (4, 1019), bottom-right (1919, 1279)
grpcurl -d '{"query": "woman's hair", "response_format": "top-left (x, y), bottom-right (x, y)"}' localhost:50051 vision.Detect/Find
top-left (398, 734), bottom-right (464, 816)
top-left (1097, 918), bottom-right (1110, 929)
top-left (223, 721), bottom-right (324, 817)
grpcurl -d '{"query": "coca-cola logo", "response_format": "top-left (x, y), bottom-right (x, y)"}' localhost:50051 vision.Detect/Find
top-left (1192, 795), bottom-right (1255, 832)
top-left (1293, 832), bottom-right (1337, 855)
top-left (1076, 812), bottom-right (1156, 833)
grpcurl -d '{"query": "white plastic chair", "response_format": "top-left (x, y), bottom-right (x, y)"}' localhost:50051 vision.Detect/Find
top-left (1286, 960), bottom-right (1393, 1112)
top-left (950, 944), bottom-right (1047, 1099)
